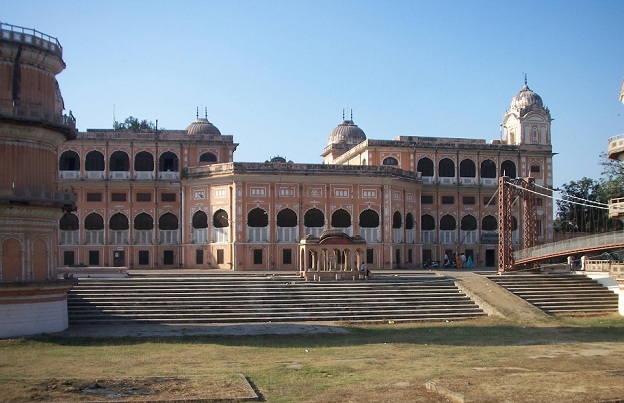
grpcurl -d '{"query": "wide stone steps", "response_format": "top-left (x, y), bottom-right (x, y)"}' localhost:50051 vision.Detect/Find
top-left (67, 275), bottom-right (487, 325)
top-left (485, 273), bottom-right (619, 314)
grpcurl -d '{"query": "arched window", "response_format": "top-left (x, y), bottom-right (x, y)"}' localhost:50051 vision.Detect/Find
top-left (134, 213), bottom-right (154, 230)
top-left (304, 208), bottom-right (324, 227)
top-left (392, 211), bottom-right (402, 229)
top-left (512, 216), bottom-right (518, 231)
top-left (417, 157), bottom-right (434, 176)
top-left (192, 211), bottom-right (208, 229)
top-left (277, 208), bottom-right (297, 227)
top-left (481, 159), bottom-right (496, 178)
top-left (439, 158), bottom-right (455, 177)
top-left (440, 215), bottom-right (456, 230)
top-left (134, 151), bottom-right (154, 172)
top-left (159, 151), bottom-right (179, 172)
top-left (331, 209), bottom-right (351, 228)
top-left (159, 213), bottom-right (179, 230)
top-left (110, 151), bottom-right (129, 171)
top-left (59, 213), bottom-right (79, 230)
top-left (501, 160), bottom-right (516, 178)
top-left (85, 151), bottom-right (104, 171)
top-left (247, 208), bottom-right (268, 228)
top-left (199, 152), bottom-right (217, 164)
top-left (405, 213), bottom-right (415, 230)
top-left (59, 150), bottom-right (80, 171)
top-left (383, 157), bottom-right (399, 166)
top-left (421, 214), bottom-right (435, 231)
top-left (459, 159), bottom-right (476, 177)
top-left (109, 213), bottom-right (129, 230)
top-left (460, 215), bottom-right (477, 231)
top-left (84, 213), bottom-right (104, 230)
top-left (213, 210), bottom-right (229, 228)
top-left (482, 215), bottom-right (498, 231)
top-left (359, 209), bottom-right (380, 228)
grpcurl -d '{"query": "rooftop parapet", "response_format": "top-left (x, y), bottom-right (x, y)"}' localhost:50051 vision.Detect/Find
top-left (80, 129), bottom-right (235, 143)
top-left (0, 22), bottom-right (62, 59)
top-left (184, 161), bottom-right (422, 181)
top-left (608, 133), bottom-right (624, 162)
top-left (0, 98), bottom-right (77, 138)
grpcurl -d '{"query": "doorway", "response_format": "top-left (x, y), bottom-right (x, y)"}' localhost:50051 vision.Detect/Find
top-left (485, 249), bottom-right (496, 267)
top-left (113, 250), bottom-right (125, 267)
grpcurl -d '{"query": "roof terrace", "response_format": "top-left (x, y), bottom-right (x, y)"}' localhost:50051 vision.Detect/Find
top-left (0, 22), bottom-right (62, 58)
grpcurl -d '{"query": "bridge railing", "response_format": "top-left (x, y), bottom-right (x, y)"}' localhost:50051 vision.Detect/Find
top-left (609, 198), bottom-right (624, 219)
top-left (584, 260), bottom-right (624, 276)
top-left (514, 230), bottom-right (624, 261)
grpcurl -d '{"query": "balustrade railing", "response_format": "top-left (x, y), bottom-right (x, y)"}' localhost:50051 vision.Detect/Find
top-left (1, 22), bottom-right (62, 57)
top-left (360, 227), bottom-right (380, 243)
top-left (109, 230), bottom-right (129, 245)
top-left (421, 230), bottom-right (436, 244)
top-left (212, 227), bottom-right (229, 243)
top-left (304, 226), bottom-right (325, 237)
top-left (514, 230), bottom-right (624, 261)
top-left (159, 229), bottom-right (179, 245)
top-left (84, 230), bottom-right (104, 245)
top-left (276, 227), bottom-right (298, 243)
top-left (248, 227), bottom-right (269, 242)
top-left (192, 228), bottom-right (208, 243)
top-left (134, 230), bottom-right (153, 245)
top-left (59, 231), bottom-right (79, 245)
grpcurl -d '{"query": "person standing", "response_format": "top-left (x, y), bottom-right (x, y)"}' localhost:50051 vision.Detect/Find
top-left (461, 253), bottom-right (466, 269)
top-left (455, 253), bottom-right (462, 270)
top-left (360, 262), bottom-right (367, 280)
top-left (467, 255), bottom-right (473, 270)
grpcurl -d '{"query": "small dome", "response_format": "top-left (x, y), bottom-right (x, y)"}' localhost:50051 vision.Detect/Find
top-left (186, 117), bottom-right (221, 136)
top-left (510, 84), bottom-right (544, 110)
top-left (328, 119), bottom-right (366, 145)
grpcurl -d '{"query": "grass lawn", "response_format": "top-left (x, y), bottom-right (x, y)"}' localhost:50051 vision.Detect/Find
top-left (1, 315), bottom-right (624, 402)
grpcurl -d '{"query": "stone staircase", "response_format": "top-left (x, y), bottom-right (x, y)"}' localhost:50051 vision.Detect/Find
top-left (485, 273), bottom-right (619, 315)
top-left (67, 274), bottom-right (487, 325)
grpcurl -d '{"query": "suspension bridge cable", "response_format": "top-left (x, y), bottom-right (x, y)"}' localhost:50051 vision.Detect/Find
top-left (506, 181), bottom-right (610, 211)
top-left (533, 182), bottom-right (609, 207)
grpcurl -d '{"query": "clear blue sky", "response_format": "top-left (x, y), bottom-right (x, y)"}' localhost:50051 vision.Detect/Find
top-left (3, 0), bottom-right (623, 188)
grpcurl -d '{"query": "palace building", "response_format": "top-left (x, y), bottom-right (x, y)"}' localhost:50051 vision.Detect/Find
top-left (56, 78), bottom-right (555, 272)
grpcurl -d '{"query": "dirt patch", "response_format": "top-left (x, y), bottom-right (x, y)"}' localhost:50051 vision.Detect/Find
top-left (430, 370), bottom-right (624, 402)
top-left (24, 375), bottom-right (257, 402)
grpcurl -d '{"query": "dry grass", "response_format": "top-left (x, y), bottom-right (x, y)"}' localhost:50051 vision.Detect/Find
top-left (1, 315), bottom-right (624, 402)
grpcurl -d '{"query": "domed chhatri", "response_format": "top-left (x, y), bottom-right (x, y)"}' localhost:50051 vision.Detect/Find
top-left (328, 110), bottom-right (366, 146)
top-left (186, 117), bottom-right (221, 136)
top-left (510, 83), bottom-right (544, 110)
top-left (186, 108), bottom-right (221, 136)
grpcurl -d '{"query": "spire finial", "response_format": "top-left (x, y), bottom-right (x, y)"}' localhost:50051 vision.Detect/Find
top-left (205, 107), bottom-right (208, 119)
top-left (342, 108), bottom-right (345, 120)
top-left (350, 109), bottom-right (353, 121)
top-left (524, 73), bottom-right (528, 86)
top-left (196, 107), bottom-right (199, 119)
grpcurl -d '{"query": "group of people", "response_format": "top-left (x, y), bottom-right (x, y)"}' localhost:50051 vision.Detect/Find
top-left (444, 252), bottom-right (474, 269)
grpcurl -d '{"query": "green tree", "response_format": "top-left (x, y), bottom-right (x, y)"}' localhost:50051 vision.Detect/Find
top-left (554, 153), bottom-right (624, 233)
top-left (598, 151), bottom-right (624, 202)
top-left (555, 177), bottom-right (602, 233)
top-left (113, 116), bottom-right (161, 131)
